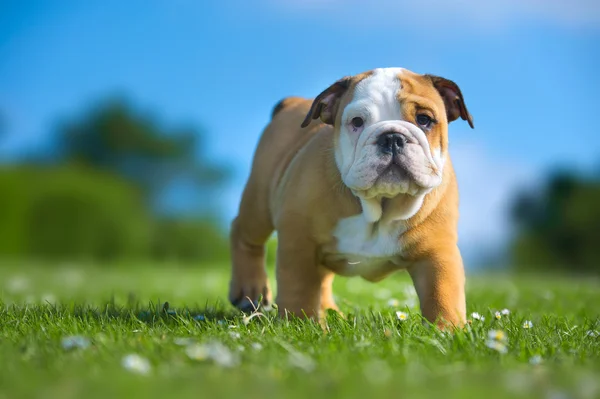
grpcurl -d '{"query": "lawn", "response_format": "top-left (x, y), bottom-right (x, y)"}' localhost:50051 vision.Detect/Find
top-left (0, 262), bottom-right (598, 399)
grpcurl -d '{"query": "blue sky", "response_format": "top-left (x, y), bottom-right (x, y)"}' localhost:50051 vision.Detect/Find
top-left (1, 1), bottom-right (599, 265)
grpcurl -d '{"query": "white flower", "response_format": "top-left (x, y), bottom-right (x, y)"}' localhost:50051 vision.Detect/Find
top-left (250, 342), bottom-right (263, 351)
top-left (121, 354), bottom-right (151, 375)
top-left (396, 311), bottom-right (408, 321)
top-left (229, 332), bottom-right (241, 339)
top-left (485, 339), bottom-right (507, 354)
top-left (486, 329), bottom-right (508, 353)
top-left (487, 330), bottom-right (507, 343)
top-left (501, 308), bottom-right (510, 316)
top-left (6, 275), bottom-right (29, 293)
top-left (186, 341), bottom-right (239, 368)
top-left (185, 344), bottom-right (209, 361)
top-left (61, 335), bottom-right (90, 351)
top-left (529, 355), bottom-right (543, 365)
top-left (471, 312), bottom-right (485, 321)
top-left (208, 342), bottom-right (239, 367)
top-left (522, 320), bottom-right (533, 329)
top-left (387, 298), bottom-right (400, 307)
top-left (494, 311), bottom-right (502, 320)
top-left (586, 330), bottom-right (598, 338)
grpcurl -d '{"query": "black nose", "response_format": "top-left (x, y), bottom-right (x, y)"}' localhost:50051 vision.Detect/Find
top-left (377, 132), bottom-right (406, 155)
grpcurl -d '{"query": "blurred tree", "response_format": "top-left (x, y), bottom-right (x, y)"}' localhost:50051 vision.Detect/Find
top-left (54, 98), bottom-right (230, 211)
top-left (510, 170), bottom-right (600, 274)
top-left (0, 99), bottom-right (234, 264)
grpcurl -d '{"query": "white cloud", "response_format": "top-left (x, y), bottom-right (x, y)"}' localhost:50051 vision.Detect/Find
top-left (266, 0), bottom-right (600, 30)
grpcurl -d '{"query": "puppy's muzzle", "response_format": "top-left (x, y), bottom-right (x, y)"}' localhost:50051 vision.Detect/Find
top-left (376, 132), bottom-right (406, 156)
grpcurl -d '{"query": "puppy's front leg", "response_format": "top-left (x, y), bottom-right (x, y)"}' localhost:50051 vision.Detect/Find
top-left (274, 232), bottom-right (326, 319)
top-left (408, 246), bottom-right (466, 328)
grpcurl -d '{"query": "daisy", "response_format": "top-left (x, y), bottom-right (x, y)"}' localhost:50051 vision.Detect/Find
top-left (186, 341), bottom-right (239, 368)
top-left (485, 340), bottom-right (507, 354)
top-left (488, 329), bottom-right (507, 343)
top-left (485, 329), bottom-right (508, 353)
top-left (501, 308), bottom-right (510, 316)
top-left (61, 335), bottom-right (90, 351)
top-left (522, 320), bottom-right (533, 329)
top-left (471, 312), bottom-right (485, 322)
top-left (529, 355), bottom-right (543, 365)
top-left (185, 344), bottom-right (210, 361)
top-left (250, 342), bottom-right (263, 351)
top-left (121, 354), bottom-right (151, 375)
top-left (387, 298), bottom-right (400, 307)
top-left (396, 311), bottom-right (408, 321)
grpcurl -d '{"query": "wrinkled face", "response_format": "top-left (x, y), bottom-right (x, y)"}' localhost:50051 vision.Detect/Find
top-left (302, 68), bottom-right (473, 221)
top-left (336, 68), bottom-right (445, 201)
top-left (302, 67), bottom-right (473, 222)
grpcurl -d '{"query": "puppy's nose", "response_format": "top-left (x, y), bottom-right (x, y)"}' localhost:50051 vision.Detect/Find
top-left (377, 132), bottom-right (406, 155)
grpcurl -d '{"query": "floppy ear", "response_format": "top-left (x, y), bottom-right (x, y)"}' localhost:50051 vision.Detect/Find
top-left (426, 75), bottom-right (474, 129)
top-left (301, 76), bottom-right (353, 128)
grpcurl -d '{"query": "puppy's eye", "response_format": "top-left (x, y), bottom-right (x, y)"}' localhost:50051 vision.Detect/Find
top-left (416, 114), bottom-right (433, 128)
top-left (351, 117), bottom-right (364, 128)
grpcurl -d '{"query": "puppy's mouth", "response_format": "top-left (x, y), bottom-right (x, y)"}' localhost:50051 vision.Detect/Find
top-left (355, 157), bottom-right (438, 200)
top-left (376, 164), bottom-right (416, 192)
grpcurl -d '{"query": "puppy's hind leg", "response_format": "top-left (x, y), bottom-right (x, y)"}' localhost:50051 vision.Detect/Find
top-left (229, 181), bottom-right (274, 313)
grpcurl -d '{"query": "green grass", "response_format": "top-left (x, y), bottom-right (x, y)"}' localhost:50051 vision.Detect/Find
top-left (0, 263), bottom-right (598, 399)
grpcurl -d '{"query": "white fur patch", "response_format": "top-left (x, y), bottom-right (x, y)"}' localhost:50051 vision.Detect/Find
top-left (335, 68), bottom-right (405, 178)
top-left (432, 147), bottom-right (445, 170)
top-left (332, 214), bottom-right (406, 277)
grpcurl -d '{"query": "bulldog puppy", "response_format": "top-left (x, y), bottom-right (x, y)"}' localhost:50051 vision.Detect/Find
top-left (229, 67), bottom-right (473, 327)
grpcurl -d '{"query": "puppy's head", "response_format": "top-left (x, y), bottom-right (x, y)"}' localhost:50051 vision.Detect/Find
top-left (301, 68), bottom-right (473, 222)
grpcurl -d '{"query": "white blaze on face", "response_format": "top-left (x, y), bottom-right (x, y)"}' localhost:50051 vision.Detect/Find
top-left (335, 68), bottom-right (405, 179)
top-left (335, 67), bottom-right (443, 204)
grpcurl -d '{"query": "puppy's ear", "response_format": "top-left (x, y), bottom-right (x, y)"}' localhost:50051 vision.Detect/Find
top-left (426, 75), bottom-right (474, 129)
top-left (301, 76), bottom-right (353, 128)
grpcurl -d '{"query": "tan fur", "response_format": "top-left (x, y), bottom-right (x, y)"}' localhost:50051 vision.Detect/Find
top-left (229, 69), bottom-right (470, 328)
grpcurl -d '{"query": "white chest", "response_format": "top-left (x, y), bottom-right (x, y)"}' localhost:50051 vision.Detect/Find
top-left (323, 214), bottom-right (407, 280)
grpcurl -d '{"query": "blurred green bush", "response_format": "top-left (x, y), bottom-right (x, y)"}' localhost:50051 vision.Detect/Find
top-left (511, 170), bottom-right (600, 274)
top-left (0, 99), bottom-right (234, 265)
top-left (0, 166), bottom-right (232, 264)
top-left (0, 166), bottom-right (151, 261)
top-left (151, 218), bottom-right (229, 263)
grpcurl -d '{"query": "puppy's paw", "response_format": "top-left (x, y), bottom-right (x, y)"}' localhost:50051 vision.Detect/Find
top-left (229, 276), bottom-right (272, 313)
